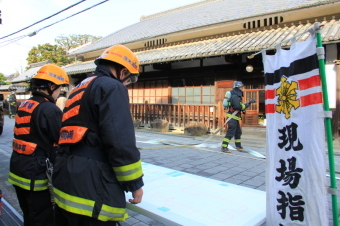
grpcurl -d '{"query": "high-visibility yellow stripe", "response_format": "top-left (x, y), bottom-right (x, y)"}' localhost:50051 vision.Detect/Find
top-left (33, 179), bottom-right (48, 191)
top-left (54, 187), bottom-right (95, 207)
top-left (113, 160), bottom-right (143, 182)
top-left (235, 139), bottom-right (241, 143)
top-left (114, 160), bottom-right (142, 172)
top-left (54, 188), bottom-right (128, 222)
top-left (54, 187), bottom-right (94, 217)
top-left (98, 204), bottom-right (128, 221)
top-left (227, 114), bottom-right (241, 121)
top-left (8, 172), bottom-right (48, 191)
top-left (9, 172), bottom-right (30, 183)
top-left (241, 103), bottom-right (246, 110)
top-left (223, 138), bottom-right (230, 143)
top-left (8, 176), bottom-right (31, 190)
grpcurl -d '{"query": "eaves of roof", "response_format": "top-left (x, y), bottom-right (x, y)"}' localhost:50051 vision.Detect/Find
top-left (28, 59), bottom-right (52, 68)
top-left (63, 61), bottom-right (96, 75)
top-left (137, 19), bottom-right (340, 64)
top-left (11, 67), bottom-right (41, 83)
top-left (69, 0), bottom-right (338, 56)
top-left (0, 85), bottom-right (12, 91)
top-left (64, 19), bottom-right (340, 74)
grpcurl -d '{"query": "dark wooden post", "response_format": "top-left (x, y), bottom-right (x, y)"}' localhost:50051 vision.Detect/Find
top-left (217, 101), bottom-right (224, 135)
top-left (178, 101), bottom-right (182, 127)
top-left (144, 101), bottom-right (148, 125)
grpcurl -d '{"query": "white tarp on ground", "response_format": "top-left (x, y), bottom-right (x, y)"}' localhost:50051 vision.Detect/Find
top-left (126, 162), bottom-right (266, 226)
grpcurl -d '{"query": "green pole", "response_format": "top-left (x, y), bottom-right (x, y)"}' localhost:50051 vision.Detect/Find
top-left (315, 23), bottom-right (339, 226)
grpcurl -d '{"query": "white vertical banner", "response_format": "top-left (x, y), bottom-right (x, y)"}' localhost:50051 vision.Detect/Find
top-left (263, 36), bottom-right (328, 225)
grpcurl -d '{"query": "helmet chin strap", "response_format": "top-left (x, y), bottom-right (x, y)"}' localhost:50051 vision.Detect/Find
top-left (47, 85), bottom-right (60, 97)
top-left (120, 75), bottom-right (131, 85)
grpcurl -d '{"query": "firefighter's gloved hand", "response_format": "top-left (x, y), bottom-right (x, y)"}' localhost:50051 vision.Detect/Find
top-left (248, 99), bottom-right (256, 104)
top-left (245, 99), bottom-right (256, 108)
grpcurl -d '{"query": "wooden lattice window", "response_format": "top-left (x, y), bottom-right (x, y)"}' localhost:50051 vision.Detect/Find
top-left (128, 80), bottom-right (169, 104)
top-left (171, 86), bottom-right (215, 104)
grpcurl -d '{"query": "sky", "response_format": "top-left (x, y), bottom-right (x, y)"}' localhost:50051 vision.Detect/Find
top-left (0, 0), bottom-right (201, 76)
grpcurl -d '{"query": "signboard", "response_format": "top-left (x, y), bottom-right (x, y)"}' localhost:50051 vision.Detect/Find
top-left (263, 36), bottom-right (328, 225)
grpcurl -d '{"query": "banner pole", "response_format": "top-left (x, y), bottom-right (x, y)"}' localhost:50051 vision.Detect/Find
top-left (315, 22), bottom-right (339, 226)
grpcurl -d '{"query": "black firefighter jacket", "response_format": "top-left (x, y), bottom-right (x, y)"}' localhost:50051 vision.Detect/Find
top-left (52, 65), bottom-right (144, 222)
top-left (228, 88), bottom-right (247, 120)
top-left (8, 91), bottom-right (62, 191)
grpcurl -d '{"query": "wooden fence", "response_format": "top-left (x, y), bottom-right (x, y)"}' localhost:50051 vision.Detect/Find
top-left (130, 101), bottom-right (226, 130)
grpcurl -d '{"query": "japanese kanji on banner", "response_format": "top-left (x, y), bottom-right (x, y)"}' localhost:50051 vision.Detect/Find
top-left (263, 35), bottom-right (328, 225)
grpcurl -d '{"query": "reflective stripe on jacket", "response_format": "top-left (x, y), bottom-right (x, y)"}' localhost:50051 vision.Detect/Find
top-left (8, 172), bottom-right (48, 191)
top-left (226, 113), bottom-right (242, 121)
top-left (53, 187), bottom-right (128, 221)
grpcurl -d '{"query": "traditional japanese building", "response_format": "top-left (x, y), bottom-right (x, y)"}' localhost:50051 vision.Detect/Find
top-left (62, 0), bottom-right (340, 133)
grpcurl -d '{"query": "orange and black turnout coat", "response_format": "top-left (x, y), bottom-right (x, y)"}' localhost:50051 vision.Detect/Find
top-left (8, 92), bottom-right (62, 191)
top-left (52, 66), bottom-right (144, 222)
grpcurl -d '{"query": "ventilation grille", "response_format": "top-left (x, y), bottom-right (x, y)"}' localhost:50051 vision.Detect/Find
top-left (244, 16), bottom-right (283, 29)
top-left (144, 38), bottom-right (167, 47)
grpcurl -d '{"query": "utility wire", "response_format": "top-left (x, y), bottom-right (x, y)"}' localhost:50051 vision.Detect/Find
top-left (0, 0), bottom-right (109, 48)
top-left (0, 35), bottom-right (26, 44)
top-left (0, 36), bottom-right (26, 48)
top-left (34, 0), bottom-right (109, 34)
top-left (0, 0), bottom-right (87, 40)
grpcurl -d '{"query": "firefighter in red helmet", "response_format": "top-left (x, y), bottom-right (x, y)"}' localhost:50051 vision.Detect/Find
top-left (53, 45), bottom-right (144, 225)
top-left (8, 64), bottom-right (69, 225)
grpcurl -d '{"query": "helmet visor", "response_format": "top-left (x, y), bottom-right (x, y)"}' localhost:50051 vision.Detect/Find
top-left (121, 74), bottom-right (139, 86)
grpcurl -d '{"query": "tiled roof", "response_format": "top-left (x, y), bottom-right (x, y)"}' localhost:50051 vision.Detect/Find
top-left (137, 21), bottom-right (338, 63)
top-left (70, 0), bottom-right (337, 55)
top-left (0, 85), bottom-right (11, 91)
top-left (28, 60), bottom-right (52, 68)
top-left (12, 60), bottom-right (53, 83)
top-left (63, 61), bottom-right (96, 75)
top-left (64, 19), bottom-right (340, 74)
top-left (12, 67), bottom-right (41, 83)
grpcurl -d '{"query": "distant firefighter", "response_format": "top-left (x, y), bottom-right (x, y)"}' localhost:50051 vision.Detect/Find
top-left (221, 81), bottom-right (255, 153)
top-left (8, 91), bottom-right (17, 119)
